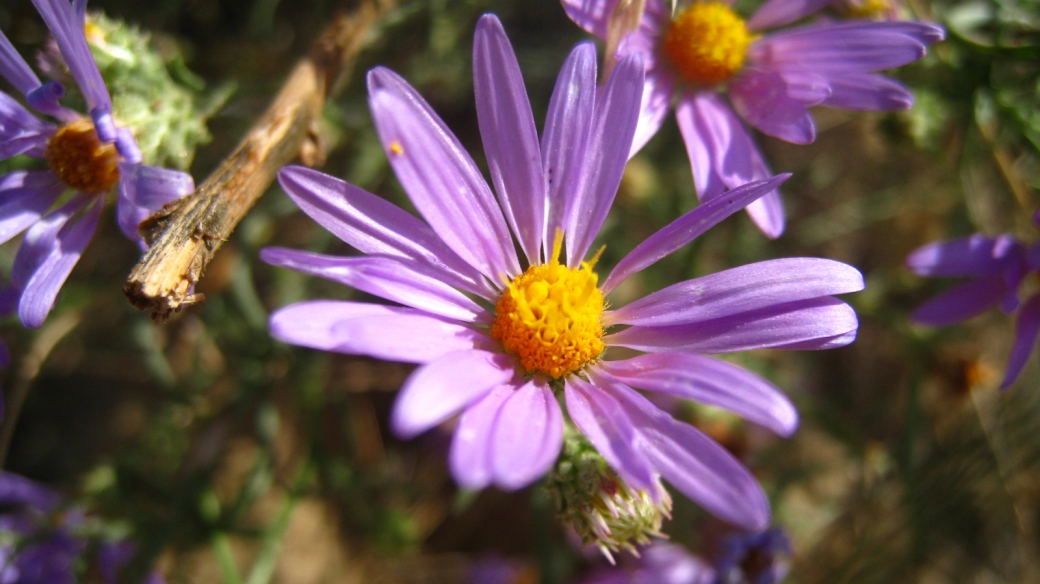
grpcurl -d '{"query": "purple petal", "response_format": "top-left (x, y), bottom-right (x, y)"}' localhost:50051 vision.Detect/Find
top-left (0, 472), bottom-right (63, 511)
top-left (562, 53), bottom-right (644, 266)
top-left (1029, 243), bottom-right (1040, 271)
top-left (14, 194), bottom-right (101, 328)
top-left (116, 162), bottom-right (194, 244)
top-left (751, 22), bottom-right (937, 73)
top-left (26, 80), bottom-right (74, 120)
top-left (561, 0), bottom-right (617, 39)
top-left (277, 167), bottom-right (492, 297)
top-left (30, 0), bottom-right (112, 112)
top-left (0, 30), bottom-right (42, 96)
top-left (675, 92), bottom-right (785, 238)
top-left (1002, 294), bottom-right (1040, 388)
top-left (729, 70), bottom-right (817, 144)
top-left (591, 372), bottom-right (771, 530)
top-left (391, 349), bottom-right (517, 438)
top-left (1, 91), bottom-right (51, 137)
top-left (114, 127), bottom-right (142, 163)
top-left (747, 0), bottom-right (832, 31)
top-left (0, 171), bottom-right (65, 245)
top-left (367, 67), bottom-right (520, 280)
top-left (450, 384), bottom-right (513, 489)
top-left (474, 15), bottom-right (545, 265)
top-left (607, 296), bottom-right (859, 354)
top-left (598, 353), bottom-right (799, 436)
top-left (269, 300), bottom-right (488, 363)
top-left (491, 379), bottom-right (564, 489)
top-left (260, 247), bottom-right (486, 322)
top-left (911, 276), bottom-right (1010, 327)
top-left (542, 43), bottom-right (597, 255)
top-left (822, 72), bottom-right (914, 111)
top-left (565, 375), bottom-right (657, 492)
top-left (601, 175), bottom-right (789, 294)
top-left (906, 234), bottom-right (1023, 277)
top-left (0, 132), bottom-right (50, 160)
top-left (607, 258), bottom-right (864, 326)
top-left (630, 65), bottom-right (676, 158)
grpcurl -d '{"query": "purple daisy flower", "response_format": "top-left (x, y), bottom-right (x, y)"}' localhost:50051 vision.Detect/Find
top-left (0, 0), bottom-right (194, 328)
top-left (562, 0), bottom-right (943, 238)
top-left (264, 14), bottom-right (863, 531)
top-left (711, 528), bottom-right (791, 584)
top-left (0, 472), bottom-right (163, 584)
top-left (907, 230), bottom-right (1040, 388)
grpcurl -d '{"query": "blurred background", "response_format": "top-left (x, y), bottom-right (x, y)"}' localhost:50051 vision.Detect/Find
top-left (0, 0), bottom-right (1038, 582)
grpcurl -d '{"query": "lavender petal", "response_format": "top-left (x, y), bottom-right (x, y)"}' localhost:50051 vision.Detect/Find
top-left (474, 15), bottom-right (545, 265)
top-left (14, 194), bottom-right (102, 328)
top-left (675, 92), bottom-right (785, 238)
top-left (822, 72), bottom-right (914, 111)
top-left (1002, 294), bottom-right (1040, 389)
top-left (598, 353), bottom-right (799, 436)
top-left (0, 171), bottom-right (65, 245)
top-left (278, 166), bottom-right (493, 298)
top-left (606, 296), bottom-right (859, 354)
top-left (260, 247), bottom-right (486, 322)
top-left (729, 70), bottom-right (817, 144)
top-left (591, 372), bottom-right (771, 530)
top-left (0, 30), bottom-right (42, 96)
top-left (450, 385), bottom-right (513, 489)
top-left (391, 350), bottom-right (517, 438)
top-left (751, 22), bottom-right (939, 73)
top-left (542, 43), bottom-right (597, 256)
top-left (607, 258), bottom-right (864, 326)
top-left (31, 0), bottom-right (112, 112)
top-left (562, 53), bottom-right (644, 267)
top-left (565, 375), bottom-right (657, 493)
top-left (906, 234), bottom-right (1022, 277)
top-left (491, 379), bottom-right (563, 489)
top-left (601, 175), bottom-right (789, 294)
top-left (561, 0), bottom-right (617, 39)
top-left (116, 162), bottom-right (194, 244)
top-left (747, 0), bottom-right (833, 31)
top-left (367, 67), bottom-right (521, 280)
top-left (911, 276), bottom-right (1010, 327)
top-left (269, 300), bottom-right (488, 363)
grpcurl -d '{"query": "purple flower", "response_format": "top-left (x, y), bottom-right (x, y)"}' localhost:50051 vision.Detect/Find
top-left (908, 232), bottom-right (1040, 388)
top-left (562, 0), bottom-right (943, 238)
top-left (578, 543), bottom-right (715, 584)
top-left (0, 472), bottom-right (162, 584)
top-left (264, 14), bottom-right (863, 531)
top-left (711, 528), bottom-right (791, 584)
top-left (0, 0), bottom-right (194, 328)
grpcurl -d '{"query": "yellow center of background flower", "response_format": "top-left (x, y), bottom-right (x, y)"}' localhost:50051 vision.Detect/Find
top-left (662, 3), bottom-right (752, 85)
top-left (492, 233), bottom-right (605, 379)
top-left (846, 0), bottom-right (893, 19)
top-left (46, 119), bottom-right (120, 193)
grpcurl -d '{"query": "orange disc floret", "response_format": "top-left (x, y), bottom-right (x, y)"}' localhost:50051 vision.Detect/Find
top-left (492, 232), bottom-right (605, 379)
top-left (45, 119), bottom-right (120, 193)
top-left (662, 2), bottom-right (753, 85)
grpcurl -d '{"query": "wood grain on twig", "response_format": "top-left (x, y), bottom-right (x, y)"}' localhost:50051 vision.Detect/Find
top-left (125, 2), bottom-right (388, 322)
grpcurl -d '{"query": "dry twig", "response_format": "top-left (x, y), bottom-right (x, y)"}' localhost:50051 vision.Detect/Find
top-left (125, 1), bottom-right (390, 322)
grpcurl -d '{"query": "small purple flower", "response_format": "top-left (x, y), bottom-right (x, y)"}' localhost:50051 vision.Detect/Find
top-left (908, 231), bottom-right (1040, 388)
top-left (712, 528), bottom-right (791, 584)
top-left (578, 543), bottom-right (715, 584)
top-left (0, 0), bottom-right (194, 328)
top-left (0, 472), bottom-right (162, 584)
top-left (562, 0), bottom-right (943, 238)
top-left (265, 14), bottom-right (863, 531)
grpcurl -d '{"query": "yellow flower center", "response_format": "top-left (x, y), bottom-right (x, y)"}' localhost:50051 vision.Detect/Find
top-left (491, 232), bottom-right (605, 379)
top-left (45, 119), bottom-right (120, 193)
top-left (662, 2), bottom-right (753, 85)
